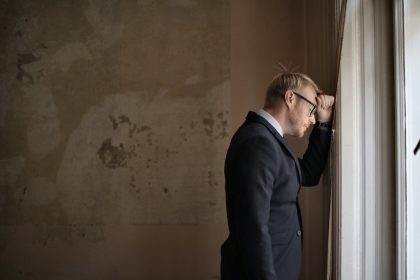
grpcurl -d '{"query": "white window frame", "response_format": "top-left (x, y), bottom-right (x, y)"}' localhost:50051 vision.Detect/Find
top-left (395, 1), bottom-right (420, 279)
top-left (334, 0), bottom-right (395, 279)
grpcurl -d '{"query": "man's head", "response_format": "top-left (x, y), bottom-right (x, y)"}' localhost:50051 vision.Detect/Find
top-left (264, 69), bottom-right (321, 137)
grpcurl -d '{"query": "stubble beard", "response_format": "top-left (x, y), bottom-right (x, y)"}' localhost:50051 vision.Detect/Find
top-left (289, 110), bottom-right (306, 138)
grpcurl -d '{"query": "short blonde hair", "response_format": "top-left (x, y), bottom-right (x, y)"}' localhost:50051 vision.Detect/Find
top-left (264, 65), bottom-right (321, 108)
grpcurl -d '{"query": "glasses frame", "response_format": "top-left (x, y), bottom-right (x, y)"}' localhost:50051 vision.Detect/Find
top-left (292, 91), bottom-right (317, 117)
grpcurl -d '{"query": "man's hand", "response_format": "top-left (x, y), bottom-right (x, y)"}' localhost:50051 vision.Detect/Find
top-left (315, 94), bottom-right (335, 122)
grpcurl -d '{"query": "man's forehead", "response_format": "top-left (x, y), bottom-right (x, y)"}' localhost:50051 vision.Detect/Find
top-left (301, 86), bottom-right (317, 98)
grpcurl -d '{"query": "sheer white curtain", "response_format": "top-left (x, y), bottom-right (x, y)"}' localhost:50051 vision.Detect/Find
top-left (404, 1), bottom-right (420, 279)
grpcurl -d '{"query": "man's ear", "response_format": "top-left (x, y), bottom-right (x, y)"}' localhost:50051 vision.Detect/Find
top-left (284, 90), bottom-right (294, 108)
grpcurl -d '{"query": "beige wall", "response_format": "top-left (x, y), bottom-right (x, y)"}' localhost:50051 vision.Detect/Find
top-left (0, 0), bottom-right (335, 279)
top-left (230, 0), bottom-right (306, 130)
top-left (1, 225), bottom-right (226, 279)
top-left (0, 0), bottom-right (229, 279)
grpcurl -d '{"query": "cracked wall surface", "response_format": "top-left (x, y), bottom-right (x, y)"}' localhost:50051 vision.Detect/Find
top-left (0, 0), bottom-right (229, 279)
top-left (0, 0), bottom-right (334, 279)
top-left (0, 0), bottom-right (229, 226)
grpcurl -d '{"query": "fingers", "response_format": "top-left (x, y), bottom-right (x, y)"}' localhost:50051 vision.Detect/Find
top-left (316, 96), bottom-right (322, 107)
top-left (317, 94), bottom-right (335, 109)
top-left (326, 95), bottom-right (335, 107)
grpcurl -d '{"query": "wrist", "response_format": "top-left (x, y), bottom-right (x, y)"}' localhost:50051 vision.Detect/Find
top-left (316, 121), bottom-right (332, 131)
top-left (316, 117), bottom-right (331, 123)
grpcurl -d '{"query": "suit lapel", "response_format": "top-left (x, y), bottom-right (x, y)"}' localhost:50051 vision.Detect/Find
top-left (273, 133), bottom-right (302, 185)
top-left (246, 111), bottom-right (302, 185)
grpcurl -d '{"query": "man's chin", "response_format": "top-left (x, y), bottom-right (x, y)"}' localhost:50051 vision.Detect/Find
top-left (288, 127), bottom-right (307, 138)
top-left (291, 130), bottom-right (306, 138)
top-left (298, 128), bottom-right (307, 137)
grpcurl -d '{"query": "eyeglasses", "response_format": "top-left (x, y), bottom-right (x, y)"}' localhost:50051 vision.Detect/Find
top-left (292, 91), bottom-right (317, 117)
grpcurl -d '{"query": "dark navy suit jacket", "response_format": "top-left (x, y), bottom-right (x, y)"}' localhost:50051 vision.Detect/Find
top-left (221, 111), bottom-right (332, 280)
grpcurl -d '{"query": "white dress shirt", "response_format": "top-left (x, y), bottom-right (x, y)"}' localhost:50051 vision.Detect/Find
top-left (256, 109), bottom-right (284, 137)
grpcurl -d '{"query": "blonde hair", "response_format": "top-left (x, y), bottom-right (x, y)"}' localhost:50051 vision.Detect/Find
top-left (264, 64), bottom-right (321, 108)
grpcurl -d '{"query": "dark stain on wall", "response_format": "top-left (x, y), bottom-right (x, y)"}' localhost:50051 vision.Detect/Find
top-left (16, 52), bottom-right (39, 83)
top-left (207, 170), bottom-right (218, 188)
top-left (217, 111), bottom-right (229, 139)
top-left (202, 111), bottom-right (229, 142)
top-left (202, 111), bottom-right (215, 141)
top-left (97, 138), bottom-right (132, 168)
top-left (109, 114), bottom-right (132, 129)
top-left (140, 125), bottom-right (151, 131)
top-left (32, 224), bottom-right (105, 246)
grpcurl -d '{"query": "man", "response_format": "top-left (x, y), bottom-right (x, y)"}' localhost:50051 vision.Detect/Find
top-left (220, 70), bottom-right (335, 279)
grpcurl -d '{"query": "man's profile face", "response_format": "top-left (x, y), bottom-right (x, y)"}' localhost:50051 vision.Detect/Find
top-left (289, 86), bottom-right (317, 138)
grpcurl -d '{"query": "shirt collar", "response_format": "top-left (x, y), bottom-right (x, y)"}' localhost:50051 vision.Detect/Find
top-left (256, 109), bottom-right (284, 137)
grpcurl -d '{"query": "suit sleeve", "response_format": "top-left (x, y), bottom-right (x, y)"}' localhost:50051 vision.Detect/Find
top-left (231, 136), bottom-right (278, 280)
top-left (299, 125), bottom-right (332, 186)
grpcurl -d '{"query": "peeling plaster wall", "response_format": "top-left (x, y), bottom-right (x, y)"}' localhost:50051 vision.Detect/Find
top-left (1, 0), bottom-right (229, 279)
top-left (0, 0), bottom-right (334, 279)
top-left (0, 0), bottom-right (229, 226)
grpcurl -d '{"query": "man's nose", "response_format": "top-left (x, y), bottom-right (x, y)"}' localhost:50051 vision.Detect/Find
top-left (309, 114), bottom-right (316, 124)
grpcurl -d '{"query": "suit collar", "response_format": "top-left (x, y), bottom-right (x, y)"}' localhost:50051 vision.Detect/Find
top-left (246, 111), bottom-right (302, 184)
top-left (256, 109), bottom-right (284, 137)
